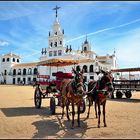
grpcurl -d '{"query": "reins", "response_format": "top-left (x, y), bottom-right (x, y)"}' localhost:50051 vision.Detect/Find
top-left (86, 78), bottom-right (110, 95)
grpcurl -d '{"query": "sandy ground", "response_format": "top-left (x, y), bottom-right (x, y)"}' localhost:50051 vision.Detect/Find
top-left (0, 85), bottom-right (140, 139)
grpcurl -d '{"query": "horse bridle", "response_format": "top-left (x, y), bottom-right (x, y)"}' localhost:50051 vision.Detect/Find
top-left (74, 72), bottom-right (85, 95)
top-left (97, 74), bottom-right (113, 93)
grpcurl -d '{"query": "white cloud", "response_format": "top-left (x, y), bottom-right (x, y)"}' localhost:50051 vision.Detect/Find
top-left (0, 39), bottom-right (9, 46)
top-left (66, 17), bottom-right (140, 43)
top-left (0, 2), bottom-right (45, 21)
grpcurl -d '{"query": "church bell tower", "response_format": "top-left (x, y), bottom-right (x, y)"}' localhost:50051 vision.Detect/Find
top-left (82, 36), bottom-right (91, 52)
top-left (41, 6), bottom-right (66, 59)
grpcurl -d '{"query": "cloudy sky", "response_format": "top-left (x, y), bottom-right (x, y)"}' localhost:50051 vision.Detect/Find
top-left (0, 1), bottom-right (140, 68)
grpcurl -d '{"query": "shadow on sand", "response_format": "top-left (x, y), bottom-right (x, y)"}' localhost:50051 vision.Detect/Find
top-left (32, 115), bottom-right (90, 139)
top-left (0, 106), bottom-right (61, 117)
top-left (32, 118), bottom-right (62, 138)
top-left (1, 106), bottom-right (91, 138)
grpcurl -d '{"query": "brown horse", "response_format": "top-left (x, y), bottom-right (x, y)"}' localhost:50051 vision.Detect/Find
top-left (60, 67), bottom-right (85, 129)
top-left (86, 70), bottom-right (114, 128)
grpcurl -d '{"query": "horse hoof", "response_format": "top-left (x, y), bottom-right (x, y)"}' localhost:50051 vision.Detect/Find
top-left (71, 126), bottom-right (74, 129)
top-left (104, 124), bottom-right (107, 127)
top-left (78, 124), bottom-right (81, 127)
top-left (83, 118), bottom-right (87, 121)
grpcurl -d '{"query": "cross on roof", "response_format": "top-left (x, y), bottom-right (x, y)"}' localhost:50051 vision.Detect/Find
top-left (53, 5), bottom-right (61, 18)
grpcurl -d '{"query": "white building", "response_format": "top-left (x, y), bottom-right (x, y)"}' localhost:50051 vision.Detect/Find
top-left (0, 6), bottom-right (117, 85)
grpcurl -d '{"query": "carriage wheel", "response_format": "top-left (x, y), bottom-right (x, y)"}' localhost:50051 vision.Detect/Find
top-left (79, 98), bottom-right (86, 113)
top-left (50, 97), bottom-right (56, 115)
top-left (34, 87), bottom-right (42, 108)
top-left (116, 91), bottom-right (123, 99)
top-left (125, 90), bottom-right (132, 98)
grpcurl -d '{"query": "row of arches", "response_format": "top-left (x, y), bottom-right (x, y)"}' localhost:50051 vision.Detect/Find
top-left (76, 65), bottom-right (94, 73)
top-left (13, 68), bottom-right (38, 75)
top-left (13, 77), bottom-right (37, 85)
top-left (2, 58), bottom-right (19, 63)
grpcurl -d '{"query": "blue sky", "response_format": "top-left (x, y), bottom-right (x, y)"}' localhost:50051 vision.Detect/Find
top-left (0, 1), bottom-right (140, 68)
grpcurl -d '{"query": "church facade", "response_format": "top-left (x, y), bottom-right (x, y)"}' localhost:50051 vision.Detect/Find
top-left (0, 6), bottom-right (117, 85)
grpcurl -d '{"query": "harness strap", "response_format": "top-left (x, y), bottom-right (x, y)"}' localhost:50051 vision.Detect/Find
top-left (87, 82), bottom-right (97, 94)
top-left (77, 82), bottom-right (83, 88)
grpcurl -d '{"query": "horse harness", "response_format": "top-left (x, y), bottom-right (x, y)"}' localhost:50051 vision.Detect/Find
top-left (89, 79), bottom-right (109, 97)
top-left (72, 80), bottom-right (85, 96)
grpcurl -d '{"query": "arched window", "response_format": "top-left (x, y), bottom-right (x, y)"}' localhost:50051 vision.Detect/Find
top-left (23, 68), bottom-right (26, 75)
top-left (50, 42), bottom-right (53, 47)
top-left (17, 59), bottom-right (19, 62)
top-left (28, 68), bottom-right (32, 75)
top-left (58, 50), bottom-right (62, 56)
top-left (54, 42), bottom-right (57, 47)
top-left (49, 51), bottom-right (52, 57)
top-left (13, 69), bottom-right (16, 75)
top-left (54, 51), bottom-right (57, 56)
top-left (33, 68), bottom-right (38, 75)
top-left (2, 58), bottom-right (5, 62)
top-left (89, 65), bottom-right (94, 73)
top-left (7, 58), bottom-right (10, 62)
top-left (18, 69), bottom-right (21, 75)
top-left (83, 65), bottom-right (88, 73)
top-left (33, 78), bottom-right (36, 82)
top-left (13, 58), bottom-right (15, 62)
top-left (17, 78), bottom-right (21, 83)
top-left (76, 65), bottom-right (80, 72)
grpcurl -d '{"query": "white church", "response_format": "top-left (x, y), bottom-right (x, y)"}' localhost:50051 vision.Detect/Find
top-left (0, 6), bottom-right (117, 85)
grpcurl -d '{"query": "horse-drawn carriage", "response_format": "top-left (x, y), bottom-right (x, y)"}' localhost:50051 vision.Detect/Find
top-left (34, 59), bottom-right (114, 128)
top-left (34, 58), bottom-right (86, 115)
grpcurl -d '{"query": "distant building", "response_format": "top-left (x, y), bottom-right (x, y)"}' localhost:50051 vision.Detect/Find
top-left (0, 6), bottom-right (117, 85)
